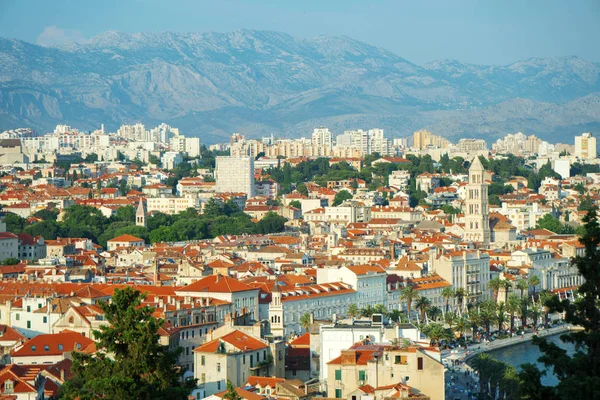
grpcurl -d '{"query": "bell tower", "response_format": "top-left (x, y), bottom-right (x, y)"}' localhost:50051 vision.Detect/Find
top-left (136, 198), bottom-right (147, 227)
top-left (269, 283), bottom-right (284, 339)
top-left (464, 157), bottom-right (490, 245)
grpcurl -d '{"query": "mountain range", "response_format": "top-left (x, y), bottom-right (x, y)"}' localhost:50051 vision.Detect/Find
top-left (1, 30), bottom-right (599, 143)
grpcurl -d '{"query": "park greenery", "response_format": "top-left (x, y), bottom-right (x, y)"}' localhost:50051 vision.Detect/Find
top-left (6, 200), bottom-right (287, 248)
top-left (59, 287), bottom-right (195, 399)
top-left (263, 153), bottom-right (586, 208)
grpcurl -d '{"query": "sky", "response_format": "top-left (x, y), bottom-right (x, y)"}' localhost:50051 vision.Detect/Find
top-left (0, 0), bottom-right (599, 65)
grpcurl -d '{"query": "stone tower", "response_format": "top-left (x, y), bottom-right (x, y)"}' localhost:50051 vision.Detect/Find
top-left (269, 282), bottom-right (284, 339)
top-left (136, 198), bottom-right (147, 227)
top-left (465, 157), bottom-right (490, 245)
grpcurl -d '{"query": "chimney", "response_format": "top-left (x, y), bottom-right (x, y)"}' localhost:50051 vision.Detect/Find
top-left (341, 350), bottom-right (356, 365)
top-left (60, 368), bottom-right (65, 381)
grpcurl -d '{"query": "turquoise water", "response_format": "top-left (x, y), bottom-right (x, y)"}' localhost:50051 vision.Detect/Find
top-left (488, 333), bottom-right (577, 386)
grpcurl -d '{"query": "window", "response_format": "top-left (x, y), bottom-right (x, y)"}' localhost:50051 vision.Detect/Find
top-left (16, 313), bottom-right (20, 321)
top-left (243, 354), bottom-right (246, 364)
top-left (43, 316), bottom-right (47, 324)
top-left (217, 363), bottom-right (221, 372)
top-left (201, 356), bottom-right (205, 366)
top-left (359, 370), bottom-right (366, 381)
top-left (217, 381), bottom-right (221, 391)
top-left (31, 345), bottom-right (36, 351)
top-left (58, 344), bottom-right (63, 351)
top-left (417, 357), bottom-right (423, 370)
top-left (27, 321), bottom-right (31, 329)
top-left (27, 306), bottom-right (31, 312)
top-left (335, 389), bottom-right (342, 399)
top-left (44, 345), bottom-right (50, 352)
top-left (68, 316), bottom-right (74, 324)
top-left (394, 355), bottom-right (407, 364)
top-left (335, 369), bottom-right (342, 381)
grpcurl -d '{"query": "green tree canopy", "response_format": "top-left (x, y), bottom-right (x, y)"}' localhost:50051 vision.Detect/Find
top-left (59, 287), bottom-right (195, 399)
top-left (332, 190), bottom-right (353, 206)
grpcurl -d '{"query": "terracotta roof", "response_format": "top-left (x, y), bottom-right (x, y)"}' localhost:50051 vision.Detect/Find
top-left (194, 330), bottom-right (267, 353)
top-left (178, 275), bottom-right (256, 293)
top-left (107, 234), bottom-right (144, 243)
top-left (11, 331), bottom-right (94, 357)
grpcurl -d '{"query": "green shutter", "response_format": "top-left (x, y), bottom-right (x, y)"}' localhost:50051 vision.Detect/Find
top-left (335, 389), bottom-right (342, 399)
top-left (335, 369), bottom-right (342, 380)
top-left (359, 370), bottom-right (366, 381)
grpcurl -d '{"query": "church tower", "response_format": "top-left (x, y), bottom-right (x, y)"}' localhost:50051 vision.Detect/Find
top-left (269, 283), bottom-right (285, 339)
top-left (465, 157), bottom-right (490, 245)
top-left (136, 198), bottom-right (147, 227)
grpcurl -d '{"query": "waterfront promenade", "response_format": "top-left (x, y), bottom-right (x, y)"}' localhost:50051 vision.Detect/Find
top-left (441, 325), bottom-right (574, 400)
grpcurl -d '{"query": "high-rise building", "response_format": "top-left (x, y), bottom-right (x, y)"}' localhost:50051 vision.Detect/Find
top-left (574, 133), bottom-right (597, 160)
top-left (457, 139), bottom-right (487, 153)
top-left (215, 156), bottom-right (255, 197)
top-left (464, 157), bottom-right (490, 245)
top-left (311, 127), bottom-right (332, 148)
top-left (413, 130), bottom-right (450, 150)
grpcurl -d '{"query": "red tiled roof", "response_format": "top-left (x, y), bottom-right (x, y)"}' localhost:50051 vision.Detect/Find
top-left (194, 330), bottom-right (267, 353)
top-left (178, 275), bottom-right (256, 293)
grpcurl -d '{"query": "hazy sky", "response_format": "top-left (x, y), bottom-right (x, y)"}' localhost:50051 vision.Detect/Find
top-left (0, 0), bottom-right (599, 65)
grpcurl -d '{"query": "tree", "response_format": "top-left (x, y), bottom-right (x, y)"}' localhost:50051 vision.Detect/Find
top-left (441, 287), bottom-right (455, 313)
top-left (479, 301), bottom-right (498, 339)
top-left (415, 296), bottom-right (431, 322)
top-left (388, 309), bottom-right (407, 324)
top-left (255, 212), bottom-right (287, 234)
top-left (506, 294), bottom-right (520, 334)
top-left (223, 380), bottom-right (242, 400)
top-left (299, 313), bottom-right (312, 332)
top-left (59, 287), bottom-right (194, 399)
top-left (488, 277), bottom-right (503, 303)
top-left (519, 207), bottom-right (600, 399)
top-left (421, 323), bottom-right (451, 346)
top-left (32, 209), bottom-right (58, 221)
top-left (360, 305), bottom-right (374, 318)
top-left (501, 279), bottom-right (513, 303)
top-left (538, 291), bottom-right (553, 328)
top-left (295, 183), bottom-right (308, 197)
top-left (454, 288), bottom-right (467, 312)
top-left (0, 258), bottom-right (20, 265)
top-left (332, 190), bottom-right (353, 206)
top-left (496, 302), bottom-right (507, 332)
top-left (400, 287), bottom-right (419, 321)
top-left (289, 200), bottom-right (302, 209)
top-left (347, 303), bottom-right (359, 319)
top-left (516, 278), bottom-right (529, 298)
top-left (529, 275), bottom-right (541, 298)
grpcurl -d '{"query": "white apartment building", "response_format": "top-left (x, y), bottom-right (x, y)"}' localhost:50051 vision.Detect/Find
top-left (316, 265), bottom-right (388, 310)
top-left (457, 138), bottom-right (487, 153)
top-left (161, 151), bottom-right (184, 170)
top-left (312, 127), bottom-right (333, 148)
top-left (215, 156), bottom-right (255, 197)
top-left (430, 250), bottom-right (491, 305)
top-left (146, 197), bottom-right (201, 214)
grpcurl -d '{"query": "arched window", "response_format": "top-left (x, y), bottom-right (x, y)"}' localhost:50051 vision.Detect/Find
top-left (68, 316), bottom-right (74, 324)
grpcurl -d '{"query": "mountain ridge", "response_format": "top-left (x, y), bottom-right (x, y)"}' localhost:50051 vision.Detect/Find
top-left (0, 30), bottom-right (599, 143)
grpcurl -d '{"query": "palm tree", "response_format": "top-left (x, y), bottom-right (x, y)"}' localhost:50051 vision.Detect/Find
top-left (360, 305), bottom-right (374, 318)
top-left (496, 302), bottom-right (507, 332)
top-left (454, 287), bottom-right (467, 312)
top-left (538, 291), bottom-right (553, 328)
top-left (506, 294), bottom-right (520, 334)
top-left (501, 280), bottom-right (513, 303)
top-left (441, 287), bottom-right (455, 313)
top-left (299, 312), bottom-right (312, 332)
top-left (479, 301), bottom-right (498, 339)
top-left (488, 277), bottom-right (503, 302)
top-left (518, 298), bottom-right (530, 330)
top-left (373, 304), bottom-right (387, 316)
top-left (454, 317), bottom-right (470, 341)
top-left (415, 296), bottom-right (432, 322)
top-left (516, 278), bottom-right (529, 298)
top-left (444, 311), bottom-right (458, 331)
top-left (421, 322), bottom-right (451, 346)
top-left (400, 286), bottom-right (419, 321)
top-left (388, 309), bottom-right (407, 324)
top-left (529, 275), bottom-right (541, 298)
top-left (347, 303), bottom-right (359, 319)
top-left (428, 306), bottom-right (442, 322)
top-left (530, 303), bottom-right (542, 330)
